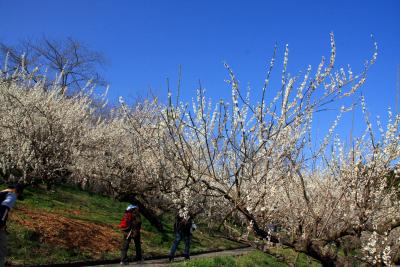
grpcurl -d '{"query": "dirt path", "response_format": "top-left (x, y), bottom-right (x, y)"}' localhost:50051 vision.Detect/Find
top-left (93, 247), bottom-right (255, 267)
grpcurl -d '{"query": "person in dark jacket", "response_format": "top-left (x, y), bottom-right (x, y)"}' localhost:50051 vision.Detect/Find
top-left (0, 183), bottom-right (23, 267)
top-left (168, 214), bottom-right (194, 261)
top-left (120, 204), bottom-right (142, 265)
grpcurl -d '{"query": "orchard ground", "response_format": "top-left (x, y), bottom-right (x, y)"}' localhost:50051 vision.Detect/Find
top-left (6, 185), bottom-right (242, 266)
top-left (5, 184), bottom-right (326, 266)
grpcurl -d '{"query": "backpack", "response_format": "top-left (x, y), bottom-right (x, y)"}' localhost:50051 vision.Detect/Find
top-left (119, 210), bottom-right (133, 231)
top-left (119, 206), bottom-right (142, 231)
top-left (174, 216), bottom-right (193, 234)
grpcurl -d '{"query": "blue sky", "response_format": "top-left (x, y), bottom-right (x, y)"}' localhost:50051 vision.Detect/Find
top-left (1, 0), bottom-right (399, 143)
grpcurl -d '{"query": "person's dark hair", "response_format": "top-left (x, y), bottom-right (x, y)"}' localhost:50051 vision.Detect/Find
top-left (15, 183), bottom-right (24, 194)
top-left (8, 183), bottom-right (24, 194)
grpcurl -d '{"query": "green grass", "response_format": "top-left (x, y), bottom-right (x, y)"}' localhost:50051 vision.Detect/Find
top-left (6, 184), bottom-right (243, 265)
top-left (170, 248), bottom-right (323, 267)
top-left (20, 185), bottom-right (127, 225)
top-left (268, 246), bottom-right (322, 267)
top-left (7, 227), bottom-right (95, 265)
top-left (171, 251), bottom-right (288, 267)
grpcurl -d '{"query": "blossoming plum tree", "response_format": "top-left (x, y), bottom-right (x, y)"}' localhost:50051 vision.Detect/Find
top-left (1, 33), bottom-right (398, 265)
top-left (0, 68), bottom-right (95, 187)
top-left (157, 34), bottom-right (399, 265)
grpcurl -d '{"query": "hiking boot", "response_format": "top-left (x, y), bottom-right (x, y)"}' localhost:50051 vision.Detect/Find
top-left (120, 261), bottom-right (128, 265)
top-left (184, 255), bottom-right (190, 260)
top-left (168, 255), bottom-right (174, 262)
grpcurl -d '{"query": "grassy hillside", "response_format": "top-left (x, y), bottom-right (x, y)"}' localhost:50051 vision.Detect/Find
top-left (6, 185), bottom-right (242, 265)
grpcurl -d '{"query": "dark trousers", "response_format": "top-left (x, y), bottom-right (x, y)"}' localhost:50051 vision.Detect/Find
top-left (121, 229), bottom-right (142, 262)
top-left (169, 232), bottom-right (191, 258)
top-left (0, 229), bottom-right (6, 267)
